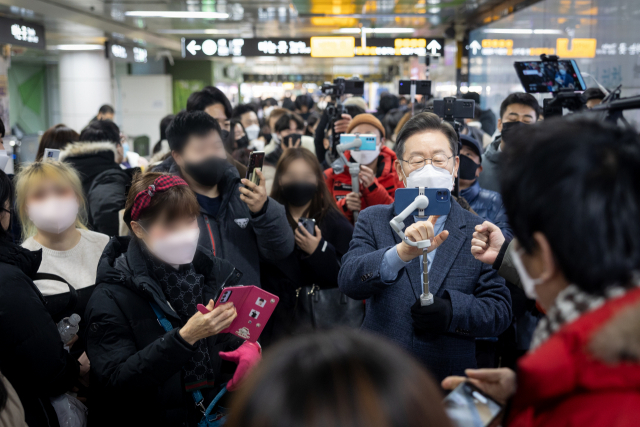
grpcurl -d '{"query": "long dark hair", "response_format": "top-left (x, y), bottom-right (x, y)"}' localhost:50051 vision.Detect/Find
top-left (270, 148), bottom-right (339, 228)
top-left (226, 328), bottom-right (452, 427)
top-left (35, 124), bottom-right (80, 161)
top-left (0, 169), bottom-right (12, 240)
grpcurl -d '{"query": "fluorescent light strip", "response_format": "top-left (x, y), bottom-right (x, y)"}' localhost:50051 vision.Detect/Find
top-left (125, 11), bottom-right (229, 19)
top-left (333, 27), bottom-right (415, 34)
top-left (483, 28), bottom-right (563, 35)
top-left (48, 44), bottom-right (105, 51)
top-left (157, 29), bottom-right (237, 34)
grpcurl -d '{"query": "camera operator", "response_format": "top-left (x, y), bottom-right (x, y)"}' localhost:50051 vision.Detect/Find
top-left (444, 116), bottom-right (640, 427)
top-left (338, 112), bottom-right (511, 381)
top-left (480, 93), bottom-right (541, 193)
top-left (324, 114), bottom-right (402, 224)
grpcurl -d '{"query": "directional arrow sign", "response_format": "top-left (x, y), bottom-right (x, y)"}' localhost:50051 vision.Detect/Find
top-left (469, 40), bottom-right (482, 55)
top-left (186, 39), bottom-right (201, 56)
top-left (427, 39), bottom-right (442, 55)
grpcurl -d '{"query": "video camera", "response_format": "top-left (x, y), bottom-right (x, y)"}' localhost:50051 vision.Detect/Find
top-left (320, 77), bottom-right (364, 98)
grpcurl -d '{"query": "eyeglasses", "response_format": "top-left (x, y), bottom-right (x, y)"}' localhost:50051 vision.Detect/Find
top-left (400, 154), bottom-right (454, 172)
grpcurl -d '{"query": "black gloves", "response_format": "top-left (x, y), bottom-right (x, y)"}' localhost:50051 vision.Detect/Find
top-left (411, 295), bottom-right (453, 334)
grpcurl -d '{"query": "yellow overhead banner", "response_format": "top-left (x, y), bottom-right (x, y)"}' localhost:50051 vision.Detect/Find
top-left (310, 36), bottom-right (355, 57)
top-left (556, 38), bottom-right (597, 58)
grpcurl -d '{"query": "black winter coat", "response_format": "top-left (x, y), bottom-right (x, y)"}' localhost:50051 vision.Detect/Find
top-left (0, 238), bottom-right (79, 427)
top-left (153, 156), bottom-right (295, 288)
top-left (85, 237), bottom-right (243, 427)
top-left (60, 142), bottom-right (138, 236)
top-left (260, 208), bottom-right (354, 345)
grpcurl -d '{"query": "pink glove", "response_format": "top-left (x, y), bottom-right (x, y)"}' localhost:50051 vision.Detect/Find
top-left (219, 342), bottom-right (262, 391)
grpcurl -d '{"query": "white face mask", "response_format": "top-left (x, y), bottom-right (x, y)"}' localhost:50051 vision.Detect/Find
top-left (245, 124), bottom-right (260, 141)
top-left (350, 146), bottom-right (381, 165)
top-left (403, 164), bottom-right (454, 191)
top-left (510, 246), bottom-right (544, 300)
top-left (271, 133), bottom-right (280, 144)
top-left (28, 197), bottom-right (79, 234)
top-left (317, 101), bottom-right (327, 110)
top-left (149, 227), bottom-right (200, 266)
top-left (0, 150), bottom-right (9, 171)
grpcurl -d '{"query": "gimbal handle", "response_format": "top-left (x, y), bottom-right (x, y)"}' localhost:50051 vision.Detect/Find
top-left (388, 194), bottom-right (432, 249)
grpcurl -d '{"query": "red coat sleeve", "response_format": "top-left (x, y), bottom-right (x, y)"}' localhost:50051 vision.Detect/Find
top-left (361, 178), bottom-right (394, 208)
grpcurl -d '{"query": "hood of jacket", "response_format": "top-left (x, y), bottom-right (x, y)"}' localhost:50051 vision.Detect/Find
top-left (96, 236), bottom-right (242, 319)
top-left (60, 141), bottom-right (119, 162)
top-left (0, 237), bottom-right (42, 279)
top-left (152, 155), bottom-right (241, 219)
top-left (512, 286), bottom-right (640, 411)
top-left (483, 136), bottom-right (502, 165)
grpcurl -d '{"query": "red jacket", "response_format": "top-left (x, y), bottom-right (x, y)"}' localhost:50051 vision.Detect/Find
top-left (324, 145), bottom-right (403, 223)
top-left (507, 286), bottom-right (640, 427)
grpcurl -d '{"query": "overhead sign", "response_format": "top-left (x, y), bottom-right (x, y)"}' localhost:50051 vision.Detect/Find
top-left (105, 42), bottom-right (148, 63)
top-left (0, 16), bottom-right (45, 50)
top-left (469, 37), bottom-right (598, 59)
top-left (182, 37), bottom-right (436, 58)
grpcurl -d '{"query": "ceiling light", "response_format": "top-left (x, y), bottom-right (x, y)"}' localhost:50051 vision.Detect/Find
top-left (48, 44), bottom-right (104, 51)
top-left (483, 28), bottom-right (563, 35)
top-left (333, 27), bottom-right (414, 34)
top-left (157, 29), bottom-right (238, 34)
top-left (332, 28), bottom-right (362, 34)
top-left (125, 11), bottom-right (229, 19)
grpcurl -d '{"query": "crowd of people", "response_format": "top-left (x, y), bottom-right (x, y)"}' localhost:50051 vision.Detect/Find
top-left (0, 84), bottom-right (638, 427)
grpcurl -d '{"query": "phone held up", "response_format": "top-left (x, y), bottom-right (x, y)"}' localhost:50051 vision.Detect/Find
top-left (443, 381), bottom-right (504, 427)
top-left (245, 151), bottom-right (265, 186)
top-left (298, 217), bottom-right (316, 236)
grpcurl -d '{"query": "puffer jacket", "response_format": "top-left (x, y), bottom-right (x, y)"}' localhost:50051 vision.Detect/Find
top-left (85, 237), bottom-right (244, 427)
top-left (153, 156), bottom-right (294, 288)
top-left (460, 180), bottom-right (512, 240)
top-left (508, 285), bottom-right (640, 427)
top-left (0, 238), bottom-right (79, 427)
top-left (324, 145), bottom-right (403, 223)
top-left (478, 136), bottom-right (502, 194)
top-left (60, 142), bottom-right (138, 236)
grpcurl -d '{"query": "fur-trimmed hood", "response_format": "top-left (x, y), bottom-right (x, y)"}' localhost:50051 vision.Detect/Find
top-left (60, 141), bottom-right (118, 161)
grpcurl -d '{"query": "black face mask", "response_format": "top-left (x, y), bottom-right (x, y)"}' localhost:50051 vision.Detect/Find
top-left (236, 136), bottom-right (250, 149)
top-left (281, 182), bottom-right (318, 207)
top-left (459, 154), bottom-right (480, 180)
top-left (501, 121), bottom-right (526, 144)
top-left (184, 156), bottom-right (232, 187)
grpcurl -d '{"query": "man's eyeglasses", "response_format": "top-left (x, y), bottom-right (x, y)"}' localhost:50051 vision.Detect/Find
top-left (399, 154), bottom-right (454, 171)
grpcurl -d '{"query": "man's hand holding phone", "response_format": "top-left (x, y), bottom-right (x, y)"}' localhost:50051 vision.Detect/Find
top-left (240, 169), bottom-right (268, 213)
top-left (179, 299), bottom-right (237, 345)
top-left (397, 217), bottom-right (449, 262)
top-left (442, 368), bottom-right (517, 405)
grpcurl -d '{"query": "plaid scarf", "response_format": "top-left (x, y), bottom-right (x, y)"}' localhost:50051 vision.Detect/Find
top-left (145, 252), bottom-right (216, 391)
top-left (530, 282), bottom-right (635, 351)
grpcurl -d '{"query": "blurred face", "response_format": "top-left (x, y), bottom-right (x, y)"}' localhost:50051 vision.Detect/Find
top-left (174, 130), bottom-right (227, 168)
top-left (279, 121), bottom-right (303, 139)
top-left (97, 112), bottom-right (114, 121)
top-left (279, 158), bottom-right (318, 187)
top-left (204, 103), bottom-right (230, 132)
top-left (25, 177), bottom-right (80, 234)
top-left (133, 214), bottom-right (198, 244)
top-left (1, 199), bottom-right (9, 231)
top-left (459, 145), bottom-right (483, 188)
top-left (240, 111), bottom-right (259, 129)
top-left (234, 123), bottom-right (246, 140)
top-left (498, 103), bottom-right (537, 132)
top-left (395, 130), bottom-right (459, 186)
top-left (26, 178), bottom-right (77, 206)
top-left (269, 114), bottom-right (285, 133)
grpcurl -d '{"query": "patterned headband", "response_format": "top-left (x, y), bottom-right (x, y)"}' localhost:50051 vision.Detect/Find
top-left (130, 175), bottom-right (188, 221)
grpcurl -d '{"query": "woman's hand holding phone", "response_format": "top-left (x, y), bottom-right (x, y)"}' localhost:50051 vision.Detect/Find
top-left (295, 225), bottom-right (322, 255)
top-left (179, 299), bottom-right (237, 345)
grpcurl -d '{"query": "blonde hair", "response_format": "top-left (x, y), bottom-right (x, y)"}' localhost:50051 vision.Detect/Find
top-left (15, 160), bottom-right (88, 240)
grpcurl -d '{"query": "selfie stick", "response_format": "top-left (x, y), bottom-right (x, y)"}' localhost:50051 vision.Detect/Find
top-left (410, 81), bottom-right (417, 116)
top-left (333, 136), bottom-right (362, 222)
top-left (388, 188), bottom-right (434, 306)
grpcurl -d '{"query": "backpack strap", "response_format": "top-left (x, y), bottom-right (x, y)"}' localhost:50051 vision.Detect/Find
top-left (34, 273), bottom-right (78, 318)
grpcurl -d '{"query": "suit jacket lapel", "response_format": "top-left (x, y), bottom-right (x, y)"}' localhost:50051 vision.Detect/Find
top-left (429, 201), bottom-right (466, 297)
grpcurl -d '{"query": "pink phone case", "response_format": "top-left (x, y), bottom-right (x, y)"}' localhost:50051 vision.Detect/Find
top-left (214, 286), bottom-right (279, 342)
top-left (196, 304), bottom-right (210, 315)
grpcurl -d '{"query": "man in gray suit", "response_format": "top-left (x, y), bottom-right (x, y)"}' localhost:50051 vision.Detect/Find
top-left (339, 112), bottom-right (512, 381)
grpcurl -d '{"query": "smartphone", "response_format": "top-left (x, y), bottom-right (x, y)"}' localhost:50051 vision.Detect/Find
top-left (339, 133), bottom-right (377, 151)
top-left (246, 151), bottom-right (265, 185)
top-left (514, 59), bottom-right (586, 93)
top-left (399, 80), bottom-right (431, 96)
top-left (43, 148), bottom-right (61, 161)
top-left (214, 285), bottom-right (279, 342)
top-left (394, 188), bottom-right (451, 217)
top-left (298, 217), bottom-right (316, 235)
top-left (444, 382), bottom-right (503, 427)
top-left (433, 98), bottom-right (475, 120)
top-left (197, 303), bottom-right (210, 314)
top-left (282, 133), bottom-right (302, 148)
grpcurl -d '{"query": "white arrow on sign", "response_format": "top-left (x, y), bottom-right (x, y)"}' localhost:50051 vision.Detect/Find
top-left (187, 39), bottom-right (202, 56)
top-left (469, 40), bottom-right (481, 55)
top-left (427, 39), bottom-right (442, 55)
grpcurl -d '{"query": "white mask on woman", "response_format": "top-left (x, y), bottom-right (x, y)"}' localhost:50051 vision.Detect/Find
top-left (149, 228), bottom-right (200, 266)
top-left (244, 124), bottom-right (260, 141)
top-left (510, 247), bottom-right (544, 300)
top-left (350, 146), bottom-right (381, 165)
top-left (28, 197), bottom-right (79, 234)
top-left (403, 164), bottom-right (454, 191)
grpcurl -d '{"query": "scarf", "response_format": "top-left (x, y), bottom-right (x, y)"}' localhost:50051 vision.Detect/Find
top-left (530, 282), bottom-right (636, 351)
top-left (145, 252), bottom-right (216, 391)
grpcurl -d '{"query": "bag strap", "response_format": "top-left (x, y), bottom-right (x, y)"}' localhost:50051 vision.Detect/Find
top-left (34, 273), bottom-right (78, 317)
